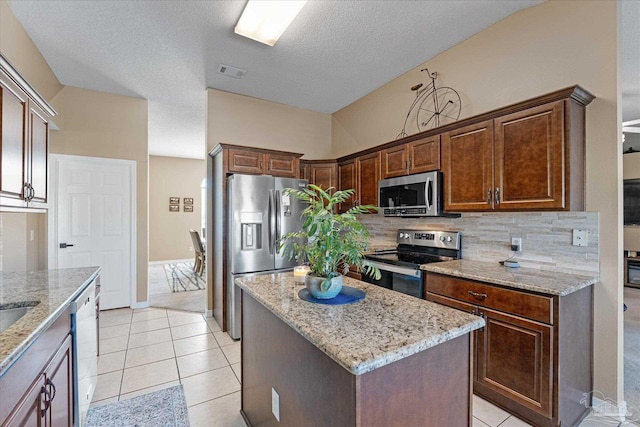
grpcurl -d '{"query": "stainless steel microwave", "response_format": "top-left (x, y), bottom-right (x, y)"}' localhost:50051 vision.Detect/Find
top-left (378, 171), bottom-right (443, 217)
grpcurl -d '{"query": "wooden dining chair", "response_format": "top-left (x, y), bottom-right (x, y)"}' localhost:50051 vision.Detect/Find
top-left (189, 229), bottom-right (206, 276)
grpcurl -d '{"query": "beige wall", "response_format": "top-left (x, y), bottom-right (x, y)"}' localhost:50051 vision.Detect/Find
top-left (149, 156), bottom-right (205, 262)
top-left (0, 212), bottom-right (44, 272)
top-left (206, 89), bottom-right (332, 158)
top-left (333, 1), bottom-right (622, 403)
top-left (0, 0), bottom-right (62, 103)
top-left (0, 0), bottom-right (60, 274)
top-left (50, 86), bottom-right (149, 304)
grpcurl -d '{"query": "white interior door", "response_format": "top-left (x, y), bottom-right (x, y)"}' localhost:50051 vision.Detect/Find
top-left (52, 155), bottom-right (135, 309)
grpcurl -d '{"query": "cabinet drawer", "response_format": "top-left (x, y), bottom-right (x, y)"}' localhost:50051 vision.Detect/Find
top-left (426, 292), bottom-right (476, 315)
top-left (426, 273), bottom-right (553, 324)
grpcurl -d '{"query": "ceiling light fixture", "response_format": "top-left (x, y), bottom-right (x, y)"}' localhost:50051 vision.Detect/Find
top-left (234, 0), bottom-right (307, 47)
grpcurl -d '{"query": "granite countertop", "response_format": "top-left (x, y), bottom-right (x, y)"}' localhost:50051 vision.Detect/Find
top-left (0, 267), bottom-right (101, 376)
top-left (235, 273), bottom-right (484, 375)
top-left (421, 260), bottom-right (597, 296)
top-left (367, 239), bottom-right (397, 252)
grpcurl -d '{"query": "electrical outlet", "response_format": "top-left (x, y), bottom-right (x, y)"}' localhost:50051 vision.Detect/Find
top-left (272, 388), bottom-right (280, 422)
top-left (511, 237), bottom-right (522, 252)
top-left (572, 229), bottom-right (588, 247)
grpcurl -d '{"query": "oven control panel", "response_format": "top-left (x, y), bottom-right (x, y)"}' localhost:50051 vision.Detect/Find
top-left (396, 229), bottom-right (461, 250)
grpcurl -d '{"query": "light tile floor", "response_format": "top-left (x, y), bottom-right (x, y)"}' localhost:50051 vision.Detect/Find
top-left (92, 307), bottom-right (632, 427)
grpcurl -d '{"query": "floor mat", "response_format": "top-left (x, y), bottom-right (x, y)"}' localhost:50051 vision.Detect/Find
top-left (86, 385), bottom-right (189, 427)
top-left (164, 262), bottom-right (206, 292)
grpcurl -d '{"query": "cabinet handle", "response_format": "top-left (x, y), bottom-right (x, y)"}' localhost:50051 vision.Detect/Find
top-left (487, 188), bottom-right (492, 205)
top-left (468, 290), bottom-right (488, 300)
top-left (495, 187), bottom-right (500, 205)
top-left (259, 160), bottom-right (263, 169)
top-left (40, 386), bottom-right (51, 416)
top-left (46, 378), bottom-right (57, 401)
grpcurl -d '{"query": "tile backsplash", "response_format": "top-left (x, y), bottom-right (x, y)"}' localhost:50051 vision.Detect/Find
top-left (361, 212), bottom-right (599, 276)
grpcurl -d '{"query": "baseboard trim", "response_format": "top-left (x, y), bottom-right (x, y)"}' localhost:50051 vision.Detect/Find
top-left (149, 259), bottom-right (193, 265)
top-left (591, 396), bottom-right (629, 421)
top-left (131, 301), bottom-right (150, 309)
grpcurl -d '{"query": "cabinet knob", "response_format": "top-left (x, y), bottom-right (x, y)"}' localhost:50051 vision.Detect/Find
top-left (495, 187), bottom-right (500, 205)
top-left (487, 188), bottom-right (492, 205)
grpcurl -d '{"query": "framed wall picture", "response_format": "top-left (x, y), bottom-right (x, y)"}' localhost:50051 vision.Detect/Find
top-left (184, 198), bottom-right (193, 205)
top-left (169, 205), bottom-right (179, 212)
top-left (169, 197), bottom-right (180, 205)
top-left (183, 205), bottom-right (194, 212)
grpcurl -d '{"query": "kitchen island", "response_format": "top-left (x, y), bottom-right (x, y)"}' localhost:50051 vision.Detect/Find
top-left (236, 273), bottom-right (485, 427)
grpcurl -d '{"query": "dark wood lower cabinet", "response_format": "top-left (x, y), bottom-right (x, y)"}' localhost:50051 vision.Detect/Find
top-left (476, 308), bottom-right (552, 418)
top-left (1, 310), bottom-right (74, 427)
top-left (425, 272), bottom-right (593, 427)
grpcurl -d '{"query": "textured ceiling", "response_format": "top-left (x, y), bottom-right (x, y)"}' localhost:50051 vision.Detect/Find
top-left (9, 0), bottom-right (542, 159)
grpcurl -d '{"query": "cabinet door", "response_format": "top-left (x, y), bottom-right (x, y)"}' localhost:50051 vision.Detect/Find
top-left (476, 308), bottom-right (553, 418)
top-left (494, 101), bottom-right (564, 210)
top-left (5, 374), bottom-right (46, 427)
top-left (308, 162), bottom-right (337, 192)
top-left (381, 145), bottom-right (408, 178)
top-left (28, 103), bottom-right (49, 204)
top-left (0, 71), bottom-right (29, 204)
top-left (44, 335), bottom-right (73, 427)
top-left (408, 135), bottom-right (440, 174)
top-left (338, 161), bottom-right (356, 213)
top-left (441, 121), bottom-right (494, 211)
top-left (265, 153), bottom-right (298, 178)
top-left (355, 152), bottom-right (380, 208)
top-left (227, 148), bottom-right (264, 174)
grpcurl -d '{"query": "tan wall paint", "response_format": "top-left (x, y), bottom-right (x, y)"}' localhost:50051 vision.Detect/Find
top-left (0, 0), bottom-right (62, 102)
top-left (50, 86), bottom-right (149, 304)
top-left (333, 1), bottom-right (622, 402)
top-left (0, 0), bottom-right (60, 275)
top-left (149, 156), bottom-right (205, 262)
top-left (206, 89), bottom-right (332, 158)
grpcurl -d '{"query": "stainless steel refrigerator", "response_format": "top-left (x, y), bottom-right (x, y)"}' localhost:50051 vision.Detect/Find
top-left (226, 174), bottom-right (308, 339)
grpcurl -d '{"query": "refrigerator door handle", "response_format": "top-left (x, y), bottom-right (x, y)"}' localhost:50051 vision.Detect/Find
top-left (268, 189), bottom-right (276, 255)
top-left (275, 190), bottom-right (281, 246)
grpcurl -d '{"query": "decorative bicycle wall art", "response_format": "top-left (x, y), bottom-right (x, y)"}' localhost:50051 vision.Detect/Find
top-left (397, 68), bottom-right (462, 139)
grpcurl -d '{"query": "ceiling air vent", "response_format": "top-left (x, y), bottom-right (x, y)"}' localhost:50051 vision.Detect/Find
top-left (217, 64), bottom-right (246, 79)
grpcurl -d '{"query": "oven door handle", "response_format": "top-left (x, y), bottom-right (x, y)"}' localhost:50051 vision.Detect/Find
top-left (366, 260), bottom-right (421, 278)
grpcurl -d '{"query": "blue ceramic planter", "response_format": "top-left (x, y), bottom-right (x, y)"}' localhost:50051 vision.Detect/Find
top-left (305, 274), bottom-right (343, 299)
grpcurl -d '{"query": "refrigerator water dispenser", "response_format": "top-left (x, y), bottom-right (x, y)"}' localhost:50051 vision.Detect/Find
top-left (240, 212), bottom-right (262, 250)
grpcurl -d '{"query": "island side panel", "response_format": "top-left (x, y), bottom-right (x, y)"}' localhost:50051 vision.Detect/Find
top-left (241, 291), bottom-right (356, 427)
top-left (355, 333), bottom-right (473, 427)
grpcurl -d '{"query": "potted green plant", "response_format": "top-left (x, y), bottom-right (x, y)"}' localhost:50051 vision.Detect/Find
top-left (278, 185), bottom-right (381, 299)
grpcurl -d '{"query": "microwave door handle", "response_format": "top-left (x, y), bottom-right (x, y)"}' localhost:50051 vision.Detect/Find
top-left (426, 177), bottom-right (433, 211)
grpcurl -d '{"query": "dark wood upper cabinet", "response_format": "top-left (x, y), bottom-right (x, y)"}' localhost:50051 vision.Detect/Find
top-left (306, 161), bottom-right (338, 191)
top-left (28, 104), bottom-right (49, 205)
top-left (494, 101), bottom-right (564, 210)
top-left (227, 148), bottom-right (264, 174)
top-left (337, 160), bottom-right (356, 213)
top-left (381, 135), bottom-right (440, 179)
top-left (355, 152), bottom-right (381, 208)
top-left (226, 146), bottom-right (301, 178)
top-left (265, 153), bottom-right (298, 178)
top-left (0, 54), bottom-right (56, 210)
top-left (0, 72), bottom-right (29, 202)
top-left (441, 121), bottom-right (494, 211)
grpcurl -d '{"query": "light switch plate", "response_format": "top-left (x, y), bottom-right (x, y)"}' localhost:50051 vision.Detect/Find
top-left (572, 229), bottom-right (588, 247)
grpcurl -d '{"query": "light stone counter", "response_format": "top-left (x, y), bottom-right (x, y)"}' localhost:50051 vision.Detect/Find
top-left (235, 273), bottom-right (484, 375)
top-left (0, 267), bottom-right (101, 376)
top-left (421, 259), bottom-right (597, 296)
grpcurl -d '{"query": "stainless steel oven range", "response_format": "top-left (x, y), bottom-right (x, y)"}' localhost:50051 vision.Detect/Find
top-left (363, 229), bottom-right (461, 298)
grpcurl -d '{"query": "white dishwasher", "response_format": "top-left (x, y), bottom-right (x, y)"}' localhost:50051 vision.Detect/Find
top-left (71, 279), bottom-right (98, 427)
